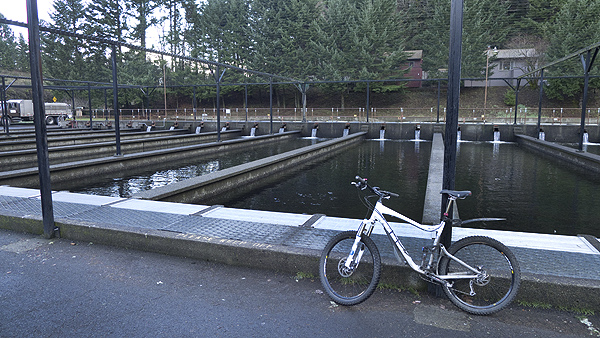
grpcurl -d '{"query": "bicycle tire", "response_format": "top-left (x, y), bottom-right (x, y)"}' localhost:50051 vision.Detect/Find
top-left (319, 231), bottom-right (381, 306)
top-left (438, 236), bottom-right (521, 315)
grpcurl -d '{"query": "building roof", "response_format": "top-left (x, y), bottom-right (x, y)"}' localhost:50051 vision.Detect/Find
top-left (405, 50), bottom-right (423, 60)
top-left (487, 48), bottom-right (537, 59)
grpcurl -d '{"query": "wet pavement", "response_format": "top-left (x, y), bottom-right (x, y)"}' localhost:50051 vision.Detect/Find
top-left (1, 229), bottom-right (598, 338)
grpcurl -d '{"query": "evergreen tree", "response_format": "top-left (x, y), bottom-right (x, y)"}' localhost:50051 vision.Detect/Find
top-left (544, 0), bottom-right (600, 101)
top-left (0, 14), bottom-right (19, 71)
top-left (311, 0), bottom-right (406, 107)
top-left (419, 0), bottom-right (512, 79)
top-left (16, 35), bottom-right (29, 72)
top-left (251, 0), bottom-right (320, 80)
top-left (126, 0), bottom-right (162, 49)
top-left (43, 0), bottom-right (86, 81)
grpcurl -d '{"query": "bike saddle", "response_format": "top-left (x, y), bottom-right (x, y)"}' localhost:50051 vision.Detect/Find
top-left (440, 190), bottom-right (472, 199)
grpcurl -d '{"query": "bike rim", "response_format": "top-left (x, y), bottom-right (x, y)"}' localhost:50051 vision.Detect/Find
top-left (446, 243), bottom-right (517, 310)
top-left (323, 238), bottom-right (376, 301)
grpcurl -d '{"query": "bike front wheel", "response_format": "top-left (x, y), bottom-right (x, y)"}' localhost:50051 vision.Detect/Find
top-left (319, 231), bottom-right (381, 306)
top-left (438, 236), bottom-right (521, 315)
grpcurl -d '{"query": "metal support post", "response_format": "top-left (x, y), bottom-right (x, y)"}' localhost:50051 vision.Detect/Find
top-left (269, 77), bottom-right (273, 134)
top-left (215, 65), bottom-right (225, 142)
top-left (193, 86), bottom-right (197, 129)
top-left (27, 0), bottom-right (55, 238)
top-left (366, 81), bottom-right (370, 122)
top-left (2, 76), bottom-right (9, 135)
top-left (244, 84), bottom-right (248, 124)
top-left (437, 80), bottom-right (441, 123)
top-left (111, 45), bottom-right (122, 156)
top-left (441, 0), bottom-right (464, 250)
top-left (536, 69), bottom-right (544, 137)
top-left (513, 79), bottom-right (521, 124)
top-left (579, 49), bottom-right (598, 151)
top-left (301, 84), bottom-right (308, 123)
top-left (88, 82), bottom-right (93, 130)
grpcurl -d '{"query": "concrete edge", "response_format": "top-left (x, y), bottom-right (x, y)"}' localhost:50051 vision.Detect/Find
top-left (132, 132), bottom-right (366, 202)
top-left (1, 212), bottom-right (599, 312)
top-left (515, 134), bottom-right (600, 174)
top-left (0, 131), bottom-right (302, 186)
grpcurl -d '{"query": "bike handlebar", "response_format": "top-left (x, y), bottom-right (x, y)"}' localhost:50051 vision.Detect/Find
top-left (353, 176), bottom-right (399, 199)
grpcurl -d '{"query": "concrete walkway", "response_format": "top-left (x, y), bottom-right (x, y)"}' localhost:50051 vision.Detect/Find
top-left (0, 186), bottom-right (599, 312)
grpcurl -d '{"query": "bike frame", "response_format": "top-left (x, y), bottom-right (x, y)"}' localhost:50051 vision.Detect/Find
top-left (345, 195), bottom-right (483, 287)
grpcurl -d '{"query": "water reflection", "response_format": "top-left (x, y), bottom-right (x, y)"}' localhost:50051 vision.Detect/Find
top-left (455, 142), bottom-right (600, 237)
top-left (71, 139), bottom-right (318, 198)
top-left (225, 140), bottom-right (431, 222)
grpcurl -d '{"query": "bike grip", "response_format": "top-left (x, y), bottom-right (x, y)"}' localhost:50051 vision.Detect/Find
top-left (355, 176), bottom-right (367, 184)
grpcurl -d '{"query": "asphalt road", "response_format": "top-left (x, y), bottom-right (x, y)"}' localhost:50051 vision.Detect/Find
top-left (1, 229), bottom-right (597, 338)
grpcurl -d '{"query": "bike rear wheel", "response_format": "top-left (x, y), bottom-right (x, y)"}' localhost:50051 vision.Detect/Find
top-left (319, 231), bottom-right (381, 306)
top-left (438, 236), bottom-right (521, 315)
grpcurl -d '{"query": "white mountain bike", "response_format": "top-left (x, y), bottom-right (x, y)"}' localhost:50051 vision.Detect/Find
top-left (319, 176), bottom-right (521, 315)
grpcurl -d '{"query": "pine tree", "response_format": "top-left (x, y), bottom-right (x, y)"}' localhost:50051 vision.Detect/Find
top-left (43, 0), bottom-right (86, 81)
top-left (311, 0), bottom-right (406, 107)
top-left (0, 14), bottom-right (19, 71)
top-left (544, 0), bottom-right (600, 101)
top-left (419, 0), bottom-right (512, 79)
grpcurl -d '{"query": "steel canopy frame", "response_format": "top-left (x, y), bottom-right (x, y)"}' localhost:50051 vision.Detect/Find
top-left (518, 41), bottom-right (600, 151)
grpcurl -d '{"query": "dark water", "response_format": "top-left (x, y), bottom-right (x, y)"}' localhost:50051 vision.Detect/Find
top-left (73, 137), bottom-right (600, 237)
top-left (71, 138), bottom-right (322, 198)
top-left (227, 140), bottom-right (600, 237)
top-left (455, 142), bottom-right (600, 237)
top-left (224, 140), bottom-right (431, 222)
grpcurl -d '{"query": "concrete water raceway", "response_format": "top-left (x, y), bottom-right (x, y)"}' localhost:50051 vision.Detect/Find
top-left (1, 121), bottom-right (599, 312)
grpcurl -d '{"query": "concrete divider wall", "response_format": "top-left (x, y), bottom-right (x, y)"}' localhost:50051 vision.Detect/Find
top-left (133, 132), bottom-right (366, 204)
top-left (197, 121), bottom-right (600, 143)
top-left (0, 129), bottom-right (187, 152)
top-left (0, 130), bottom-right (243, 171)
top-left (515, 134), bottom-right (600, 175)
top-left (0, 131), bottom-right (301, 190)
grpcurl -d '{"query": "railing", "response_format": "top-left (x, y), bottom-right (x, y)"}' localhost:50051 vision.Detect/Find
top-left (77, 106), bottom-right (600, 125)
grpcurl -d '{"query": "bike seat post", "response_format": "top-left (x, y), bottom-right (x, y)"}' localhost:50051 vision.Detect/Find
top-left (443, 196), bottom-right (456, 218)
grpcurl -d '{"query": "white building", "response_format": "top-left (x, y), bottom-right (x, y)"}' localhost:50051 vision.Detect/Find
top-left (465, 48), bottom-right (538, 87)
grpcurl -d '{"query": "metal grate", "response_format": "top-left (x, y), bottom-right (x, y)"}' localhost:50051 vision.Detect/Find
top-left (69, 206), bottom-right (186, 230)
top-left (161, 216), bottom-right (295, 244)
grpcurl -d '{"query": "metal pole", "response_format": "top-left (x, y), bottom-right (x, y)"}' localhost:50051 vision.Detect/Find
top-left (441, 0), bottom-right (464, 249)
top-left (437, 80), bottom-right (441, 123)
top-left (2, 76), bottom-right (9, 135)
top-left (536, 69), bottom-right (544, 138)
top-left (269, 77), bottom-right (273, 134)
top-left (71, 91), bottom-right (75, 126)
top-left (111, 45), bottom-right (122, 156)
top-left (163, 63), bottom-right (167, 121)
top-left (216, 65), bottom-right (221, 142)
top-left (193, 85), bottom-right (197, 129)
top-left (88, 82), bottom-right (93, 130)
top-left (27, 0), bottom-right (55, 238)
top-left (579, 50), bottom-right (595, 151)
top-left (245, 84), bottom-right (248, 124)
top-left (301, 83), bottom-right (308, 123)
top-left (366, 81), bottom-right (370, 122)
top-left (513, 79), bottom-right (521, 124)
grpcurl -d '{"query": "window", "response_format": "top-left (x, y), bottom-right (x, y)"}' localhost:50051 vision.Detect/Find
top-left (501, 61), bottom-right (513, 71)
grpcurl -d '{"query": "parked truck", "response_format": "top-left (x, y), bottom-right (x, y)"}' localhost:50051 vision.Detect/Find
top-left (0, 99), bottom-right (72, 125)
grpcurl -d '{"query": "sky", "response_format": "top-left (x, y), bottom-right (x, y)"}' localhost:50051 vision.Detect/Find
top-left (0, 0), bottom-right (54, 38)
top-left (1, 0), bottom-right (164, 48)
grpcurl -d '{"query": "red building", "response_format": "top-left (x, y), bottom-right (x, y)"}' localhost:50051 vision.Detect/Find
top-left (401, 50), bottom-right (423, 88)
